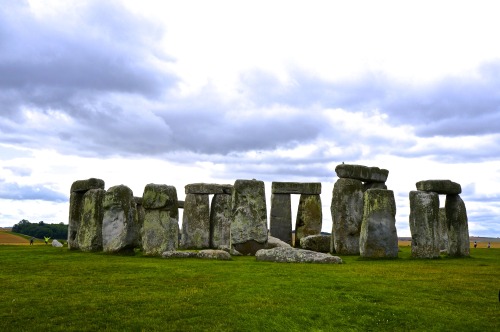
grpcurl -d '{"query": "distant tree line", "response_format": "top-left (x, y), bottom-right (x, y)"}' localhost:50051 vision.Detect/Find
top-left (12, 219), bottom-right (68, 239)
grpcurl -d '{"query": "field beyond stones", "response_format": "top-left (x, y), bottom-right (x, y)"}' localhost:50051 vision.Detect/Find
top-left (0, 240), bottom-right (498, 331)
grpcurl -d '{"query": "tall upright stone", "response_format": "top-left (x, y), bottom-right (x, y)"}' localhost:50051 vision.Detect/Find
top-left (269, 193), bottom-right (292, 245)
top-left (102, 185), bottom-right (139, 253)
top-left (134, 197), bottom-right (145, 247)
top-left (294, 194), bottom-right (322, 247)
top-left (77, 188), bottom-right (105, 252)
top-left (330, 178), bottom-right (364, 255)
top-left (409, 191), bottom-right (440, 258)
top-left (437, 207), bottom-right (448, 251)
top-left (445, 194), bottom-right (470, 257)
top-left (360, 189), bottom-right (398, 258)
top-left (230, 179), bottom-right (268, 255)
top-left (210, 193), bottom-right (232, 248)
top-left (181, 193), bottom-right (210, 249)
top-left (68, 178), bottom-right (105, 250)
top-left (141, 184), bottom-right (179, 256)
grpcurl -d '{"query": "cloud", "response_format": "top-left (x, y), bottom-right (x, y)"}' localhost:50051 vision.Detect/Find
top-left (0, 179), bottom-right (67, 202)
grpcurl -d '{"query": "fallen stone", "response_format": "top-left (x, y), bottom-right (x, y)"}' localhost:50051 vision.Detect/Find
top-left (197, 249), bottom-right (232, 260)
top-left (269, 193), bottom-right (292, 245)
top-left (185, 183), bottom-right (233, 195)
top-left (266, 236), bottom-right (292, 249)
top-left (255, 247), bottom-right (343, 264)
top-left (416, 180), bottom-right (462, 195)
top-left (300, 234), bottom-right (331, 253)
top-left (230, 179), bottom-right (268, 255)
top-left (271, 182), bottom-right (321, 195)
top-left (335, 164), bottom-right (389, 183)
top-left (360, 189), bottom-right (398, 258)
top-left (161, 251), bottom-right (198, 259)
top-left (294, 194), bottom-right (322, 247)
top-left (52, 239), bottom-right (63, 247)
top-left (409, 191), bottom-right (440, 258)
top-left (218, 245), bottom-right (242, 256)
top-left (331, 178), bottom-right (364, 255)
top-left (70, 178), bottom-right (105, 193)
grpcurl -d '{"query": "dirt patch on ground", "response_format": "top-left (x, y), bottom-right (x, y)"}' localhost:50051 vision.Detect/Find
top-left (0, 231), bottom-right (30, 245)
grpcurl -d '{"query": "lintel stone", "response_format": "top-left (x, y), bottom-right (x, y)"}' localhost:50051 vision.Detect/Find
top-left (416, 180), bottom-right (461, 195)
top-left (271, 182), bottom-right (321, 194)
top-left (335, 164), bottom-right (388, 183)
top-left (70, 178), bottom-right (105, 193)
top-left (185, 183), bottom-right (233, 195)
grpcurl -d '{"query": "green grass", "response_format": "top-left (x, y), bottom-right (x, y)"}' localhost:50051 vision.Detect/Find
top-left (0, 246), bottom-right (498, 331)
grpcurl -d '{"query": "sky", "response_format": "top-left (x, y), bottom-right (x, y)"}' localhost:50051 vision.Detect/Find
top-left (1, 0), bottom-right (499, 237)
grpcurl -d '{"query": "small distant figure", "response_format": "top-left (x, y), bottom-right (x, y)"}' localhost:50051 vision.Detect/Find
top-left (30, 237), bottom-right (34, 245)
top-left (474, 241), bottom-right (477, 248)
top-left (488, 242), bottom-right (491, 248)
top-left (44, 236), bottom-right (51, 245)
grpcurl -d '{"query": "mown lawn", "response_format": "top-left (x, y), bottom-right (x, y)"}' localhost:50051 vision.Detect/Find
top-left (0, 245), bottom-right (498, 331)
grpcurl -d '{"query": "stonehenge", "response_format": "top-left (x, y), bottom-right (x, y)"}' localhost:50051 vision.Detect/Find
top-left (410, 180), bottom-right (469, 257)
top-left (67, 165), bottom-right (470, 260)
top-left (331, 164), bottom-right (393, 256)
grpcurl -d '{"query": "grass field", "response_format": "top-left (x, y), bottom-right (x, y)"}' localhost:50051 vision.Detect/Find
top-left (0, 241), bottom-right (498, 331)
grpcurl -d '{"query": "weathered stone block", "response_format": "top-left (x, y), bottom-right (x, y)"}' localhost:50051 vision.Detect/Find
top-left (210, 193), bottom-right (232, 248)
top-left (142, 183), bottom-right (179, 210)
top-left (140, 184), bottom-right (179, 255)
top-left (78, 188), bottom-right (105, 252)
top-left (230, 179), bottom-right (268, 255)
top-left (255, 247), bottom-right (343, 264)
top-left (181, 193), bottom-right (210, 249)
top-left (360, 189), bottom-right (398, 258)
top-left (185, 183), bottom-right (233, 194)
top-left (295, 194), bottom-right (322, 248)
top-left (331, 178), bottom-right (364, 255)
top-left (269, 193), bottom-right (292, 245)
top-left (178, 200), bottom-right (184, 209)
top-left (335, 164), bottom-right (389, 183)
top-left (68, 191), bottom-right (84, 250)
top-left (445, 194), bottom-right (470, 257)
top-left (409, 191), bottom-right (440, 258)
top-left (416, 180), bottom-right (461, 195)
top-left (300, 234), bottom-right (331, 253)
top-left (102, 185), bottom-right (139, 253)
top-left (271, 182), bottom-right (321, 194)
top-left (438, 207), bottom-right (448, 250)
top-left (70, 178), bottom-right (105, 193)
top-left (363, 182), bottom-right (387, 191)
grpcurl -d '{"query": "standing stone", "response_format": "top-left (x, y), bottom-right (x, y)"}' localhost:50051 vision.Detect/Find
top-left (230, 179), bottom-right (268, 255)
top-left (409, 191), bottom-right (440, 258)
top-left (134, 197), bottom-right (145, 247)
top-left (210, 193), bottom-right (232, 248)
top-left (330, 178), bottom-right (364, 255)
top-left (77, 188), bottom-right (105, 252)
top-left (437, 207), bottom-right (448, 251)
top-left (360, 189), bottom-right (398, 258)
top-left (445, 194), bottom-right (470, 257)
top-left (270, 193), bottom-right (292, 246)
top-left (68, 192), bottom-right (84, 250)
top-left (181, 193), bottom-right (210, 249)
top-left (141, 184), bottom-right (179, 256)
top-left (295, 194), bottom-right (322, 248)
top-left (68, 178), bottom-right (105, 250)
top-left (102, 185), bottom-right (138, 253)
